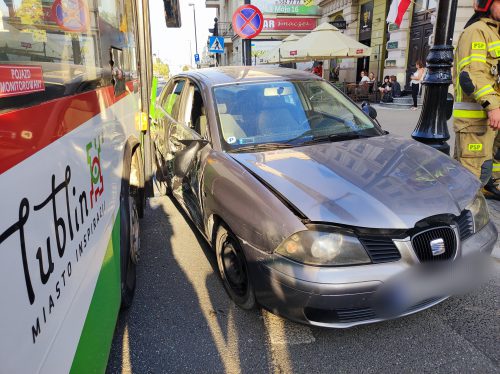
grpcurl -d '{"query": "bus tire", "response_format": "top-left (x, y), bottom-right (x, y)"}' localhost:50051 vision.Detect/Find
top-left (120, 152), bottom-right (140, 309)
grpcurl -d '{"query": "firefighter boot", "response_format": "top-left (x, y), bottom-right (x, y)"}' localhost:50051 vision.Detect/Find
top-left (483, 179), bottom-right (500, 201)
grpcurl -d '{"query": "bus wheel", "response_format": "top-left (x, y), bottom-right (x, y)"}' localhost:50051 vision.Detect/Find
top-left (120, 160), bottom-right (140, 309)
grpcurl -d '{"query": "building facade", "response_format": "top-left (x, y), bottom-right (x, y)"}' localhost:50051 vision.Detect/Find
top-left (206, 0), bottom-right (475, 88)
top-left (207, 0), bottom-right (322, 67)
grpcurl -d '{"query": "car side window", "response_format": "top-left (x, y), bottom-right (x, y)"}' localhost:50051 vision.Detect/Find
top-left (159, 79), bottom-right (186, 120)
top-left (182, 82), bottom-right (209, 140)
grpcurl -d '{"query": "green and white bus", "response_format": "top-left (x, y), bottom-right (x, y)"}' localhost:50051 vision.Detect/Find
top-left (0, 0), bottom-right (178, 372)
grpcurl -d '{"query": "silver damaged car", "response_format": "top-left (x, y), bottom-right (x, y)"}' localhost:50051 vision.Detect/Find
top-left (152, 67), bottom-right (497, 327)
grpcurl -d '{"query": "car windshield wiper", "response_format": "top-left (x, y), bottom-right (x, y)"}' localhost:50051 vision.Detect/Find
top-left (287, 129), bottom-right (316, 143)
top-left (299, 133), bottom-right (369, 145)
top-left (230, 142), bottom-right (295, 153)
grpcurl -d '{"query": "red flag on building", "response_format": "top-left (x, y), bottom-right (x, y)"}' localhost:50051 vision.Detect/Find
top-left (386, 0), bottom-right (411, 26)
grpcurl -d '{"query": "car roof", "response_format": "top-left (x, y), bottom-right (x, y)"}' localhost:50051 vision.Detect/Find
top-left (177, 66), bottom-right (320, 86)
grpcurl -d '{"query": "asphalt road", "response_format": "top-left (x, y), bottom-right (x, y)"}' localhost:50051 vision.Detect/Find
top-left (107, 193), bottom-right (500, 374)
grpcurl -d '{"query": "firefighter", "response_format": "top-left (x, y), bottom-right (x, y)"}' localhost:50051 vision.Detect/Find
top-left (453, 0), bottom-right (500, 199)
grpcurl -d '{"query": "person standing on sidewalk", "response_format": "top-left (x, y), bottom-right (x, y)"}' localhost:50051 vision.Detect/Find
top-left (410, 61), bottom-right (425, 110)
top-left (453, 0), bottom-right (500, 199)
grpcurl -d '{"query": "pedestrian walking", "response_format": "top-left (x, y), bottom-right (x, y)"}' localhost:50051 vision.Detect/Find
top-left (410, 61), bottom-right (425, 110)
top-left (453, 0), bottom-right (500, 199)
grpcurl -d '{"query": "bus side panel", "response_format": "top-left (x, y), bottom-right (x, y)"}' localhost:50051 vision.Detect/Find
top-left (0, 90), bottom-right (139, 374)
top-left (69, 213), bottom-right (121, 374)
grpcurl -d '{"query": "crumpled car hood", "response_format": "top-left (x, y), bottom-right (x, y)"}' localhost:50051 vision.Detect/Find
top-left (230, 135), bottom-right (479, 229)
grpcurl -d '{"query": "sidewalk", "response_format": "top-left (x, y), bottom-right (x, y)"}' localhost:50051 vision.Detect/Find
top-left (373, 105), bottom-right (500, 259)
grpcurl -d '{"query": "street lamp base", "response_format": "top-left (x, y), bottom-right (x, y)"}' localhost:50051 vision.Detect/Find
top-left (411, 139), bottom-right (451, 155)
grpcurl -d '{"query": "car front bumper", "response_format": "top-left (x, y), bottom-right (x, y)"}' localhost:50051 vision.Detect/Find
top-left (242, 221), bottom-right (497, 328)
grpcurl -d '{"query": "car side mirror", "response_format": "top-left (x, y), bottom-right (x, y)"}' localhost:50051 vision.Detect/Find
top-left (446, 93), bottom-right (454, 120)
top-left (361, 101), bottom-right (377, 119)
top-left (173, 139), bottom-right (209, 178)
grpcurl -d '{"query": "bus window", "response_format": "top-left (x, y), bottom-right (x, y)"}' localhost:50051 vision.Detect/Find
top-left (0, 0), bottom-right (136, 113)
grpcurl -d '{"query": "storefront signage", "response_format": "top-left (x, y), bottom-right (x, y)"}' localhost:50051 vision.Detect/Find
top-left (263, 17), bottom-right (316, 31)
top-left (0, 65), bottom-right (45, 98)
top-left (252, 0), bottom-right (320, 15)
top-left (387, 41), bottom-right (398, 49)
top-left (385, 59), bottom-right (397, 67)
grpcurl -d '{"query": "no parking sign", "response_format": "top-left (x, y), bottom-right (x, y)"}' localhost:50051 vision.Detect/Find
top-left (232, 5), bottom-right (264, 39)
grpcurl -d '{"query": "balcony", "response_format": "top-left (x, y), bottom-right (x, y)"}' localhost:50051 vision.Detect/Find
top-left (206, 0), bottom-right (222, 9)
top-left (217, 22), bottom-right (234, 39)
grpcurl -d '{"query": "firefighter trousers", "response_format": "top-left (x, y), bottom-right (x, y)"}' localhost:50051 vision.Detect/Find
top-left (454, 120), bottom-right (497, 185)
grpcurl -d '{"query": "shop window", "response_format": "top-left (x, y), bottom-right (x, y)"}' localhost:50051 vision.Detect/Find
top-left (413, 0), bottom-right (437, 13)
top-left (0, 0), bottom-right (137, 113)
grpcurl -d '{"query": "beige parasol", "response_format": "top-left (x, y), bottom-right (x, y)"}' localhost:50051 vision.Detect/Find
top-left (280, 22), bottom-right (371, 62)
top-left (261, 34), bottom-right (301, 64)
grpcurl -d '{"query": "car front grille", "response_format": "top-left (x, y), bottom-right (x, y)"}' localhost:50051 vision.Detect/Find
top-left (303, 306), bottom-right (377, 324)
top-left (359, 236), bottom-right (401, 263)
top-left (304, 297), bottom-right (443, 325)
top-left (411, 226), bottom-right (456, 262)
top-left (406, 297), bottom-right (443, 312)
top-left (336, 307), bottom-right (377, 322)
top-left (455, 210), bottom-right (474, 241)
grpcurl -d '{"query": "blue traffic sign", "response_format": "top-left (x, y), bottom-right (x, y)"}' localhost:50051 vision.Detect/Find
top-left (209, 36), bottom-right (224, 54)
top-left (194, 53), bottom-right (200, 63)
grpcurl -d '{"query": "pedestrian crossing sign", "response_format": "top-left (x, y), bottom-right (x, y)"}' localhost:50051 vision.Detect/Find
top-left (209, 36), bottom-right (224, 54)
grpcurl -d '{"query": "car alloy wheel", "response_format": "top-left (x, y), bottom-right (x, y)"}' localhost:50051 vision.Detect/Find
top-left (215, 224), bottom-right (256, 310)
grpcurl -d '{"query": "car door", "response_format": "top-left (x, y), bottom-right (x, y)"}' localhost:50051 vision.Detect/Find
top-left (170, 79), bottom-right (211, 229)
top-left (154, 78), bottom-right (188, 182)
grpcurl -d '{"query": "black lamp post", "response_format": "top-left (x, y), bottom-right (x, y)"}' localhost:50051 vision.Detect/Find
top-left (411, 0), bottom-right (458, 155)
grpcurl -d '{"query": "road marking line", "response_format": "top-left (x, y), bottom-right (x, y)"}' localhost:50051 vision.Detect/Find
top-left (121, 325), bottom-right (132, 374)
top-left (263, 310), bottom-right (316, 345)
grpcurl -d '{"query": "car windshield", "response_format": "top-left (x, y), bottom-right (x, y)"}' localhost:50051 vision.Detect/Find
top-left (213, 80), bottom-right (383, 151)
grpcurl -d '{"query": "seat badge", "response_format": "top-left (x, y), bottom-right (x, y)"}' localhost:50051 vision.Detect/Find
top-left (430, 238), bottom-right (446, 256)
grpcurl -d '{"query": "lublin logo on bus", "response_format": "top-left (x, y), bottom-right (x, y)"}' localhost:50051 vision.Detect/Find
top-left (0, 134), bottom-right (105, 344)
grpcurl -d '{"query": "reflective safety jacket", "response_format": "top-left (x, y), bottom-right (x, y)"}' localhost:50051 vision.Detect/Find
top-left (453, 17), bottom-right (500, 128)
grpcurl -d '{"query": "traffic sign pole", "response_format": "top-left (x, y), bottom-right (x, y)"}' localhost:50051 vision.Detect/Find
top-left (243, 0), bottom-right (251, 66)
top-left (232, 3), bottom-right (263, 66)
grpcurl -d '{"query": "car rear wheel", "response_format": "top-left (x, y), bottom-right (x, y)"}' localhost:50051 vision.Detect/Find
top-left (215, 224), bottom-right (256, 310)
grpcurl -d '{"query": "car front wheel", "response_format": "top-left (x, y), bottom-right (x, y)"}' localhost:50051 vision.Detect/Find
top-left (215, 224), bottom-right (256, 310)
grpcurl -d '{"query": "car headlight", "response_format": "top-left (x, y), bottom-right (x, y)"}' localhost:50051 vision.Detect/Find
top-left (467, 191), bottom-right (489, 233)
top-left (275, 225), bottom-right (371, 266)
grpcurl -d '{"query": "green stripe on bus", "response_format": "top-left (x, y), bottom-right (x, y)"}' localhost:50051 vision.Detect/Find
top-left (70, 213), bottom-right (121, 374)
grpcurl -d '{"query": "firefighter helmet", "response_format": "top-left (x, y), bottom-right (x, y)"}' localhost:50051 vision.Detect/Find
top-left (474, 0), bottom-right (494, 12)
